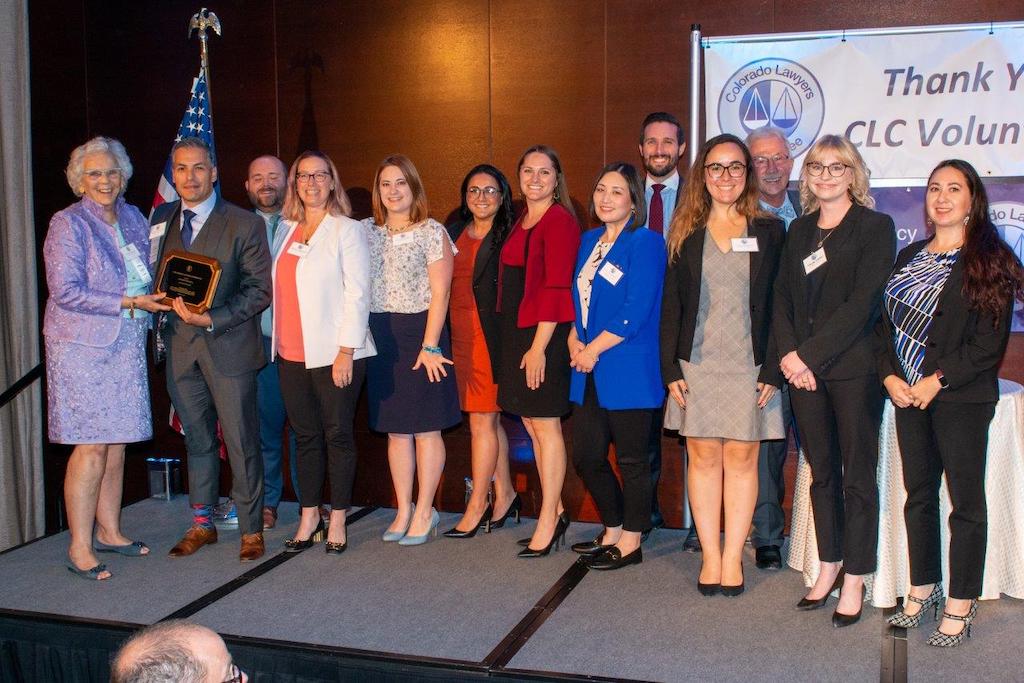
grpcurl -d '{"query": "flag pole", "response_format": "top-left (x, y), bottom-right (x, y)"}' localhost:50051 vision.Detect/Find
top-left (187, 8), bottom-right (221, 148)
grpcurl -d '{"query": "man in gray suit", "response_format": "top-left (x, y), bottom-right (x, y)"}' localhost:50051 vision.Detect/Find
top-left (152, 137), bottom-right (272, 562)
top-left (746, 125), bottom-right (800, 570)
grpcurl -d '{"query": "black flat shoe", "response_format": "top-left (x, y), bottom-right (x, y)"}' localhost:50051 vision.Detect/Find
top-left (798, 569), bottom-right (845, 610)
top-left (832, 585), bottom-right (866, 628)
top-left (325, 541), bottom-right (347, 555)
top-left (284, 518), bottom-right (325, 552)
top-left (488, 495), bottom-right (522, 529)
top-left (518, 514), bottom-right (569, 558)
top-left (572, 532), bottom-right (612, 556)
top-left (443, 504), bottom-right (492, 538)
top-left (755, 545), bottom-right (783, 570)
top-left (587, 546), bottom-right (642, 571)
top-left (698, 581), bottom-right (721, 596)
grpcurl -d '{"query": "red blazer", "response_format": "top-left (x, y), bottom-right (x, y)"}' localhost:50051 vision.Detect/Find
top-left (501, 203), bottom-right (580, 327)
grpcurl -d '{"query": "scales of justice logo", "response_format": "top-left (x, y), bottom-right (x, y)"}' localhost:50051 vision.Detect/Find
top-left (991, 201), bottom-right (1024, 322)
top-left (717, 58), bottom-right (825, 158)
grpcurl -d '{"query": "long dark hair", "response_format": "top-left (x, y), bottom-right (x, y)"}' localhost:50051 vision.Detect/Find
top-left (929, 159), bottom-right (1024, 317)
top-left (457, 164), bottom-right (514, 248)
top-left (588, 162), bottom-right (647, 232)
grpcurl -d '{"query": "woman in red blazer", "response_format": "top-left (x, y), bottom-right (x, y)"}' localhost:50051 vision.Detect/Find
top-left (497, 144), bottom-right (580, 557)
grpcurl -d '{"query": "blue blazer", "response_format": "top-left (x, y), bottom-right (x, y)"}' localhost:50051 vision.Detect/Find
top-left (570, 226), bottom-right (666, 410)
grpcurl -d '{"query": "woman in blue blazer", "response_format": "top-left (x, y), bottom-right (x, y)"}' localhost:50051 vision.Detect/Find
top-left (568, 162), bottom-right (666, 571)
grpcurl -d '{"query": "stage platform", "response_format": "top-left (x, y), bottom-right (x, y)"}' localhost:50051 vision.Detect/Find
top-left (1, 498), bottom-right (1021, 682)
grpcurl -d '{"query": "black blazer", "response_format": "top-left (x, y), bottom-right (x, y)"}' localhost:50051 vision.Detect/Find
top-left (447, 220), bottom-right (503, 371)
top-left (877, 239), bottom-right (1013, 403)
top-left (773, 203), bottom-right (896, 380)
top-left (660, 216), bottom-right (786, 387)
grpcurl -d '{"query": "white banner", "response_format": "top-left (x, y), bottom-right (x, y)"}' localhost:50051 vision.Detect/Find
top-left (704, 26), bottom-right (1024, 179)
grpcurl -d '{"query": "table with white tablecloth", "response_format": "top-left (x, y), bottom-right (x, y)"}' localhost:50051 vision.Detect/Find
top-left (788, 379), bottom-right (1024, 608)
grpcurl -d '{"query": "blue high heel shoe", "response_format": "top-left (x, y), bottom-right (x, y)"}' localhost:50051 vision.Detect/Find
top-left (398, 508), bottom-right (440, 546)
top-left (382, 504), bottom-right (415, 542)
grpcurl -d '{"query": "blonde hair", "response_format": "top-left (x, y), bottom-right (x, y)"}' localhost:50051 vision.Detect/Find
top-left (281, 150), bottom-right (352, 222)
top-left (666, 134), bottom-right (767, 263)
top-left (371, 154), bottom-right (429, 226)
top-left (798, 134), bottom-right (875, 213)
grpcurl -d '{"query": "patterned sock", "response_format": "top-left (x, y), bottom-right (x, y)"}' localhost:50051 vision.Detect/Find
top-left (191, 504), bottom-right (214, 530)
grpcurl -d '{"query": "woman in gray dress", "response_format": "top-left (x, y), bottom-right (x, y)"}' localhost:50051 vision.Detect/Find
top-left (661, 134), bottom-right (785, 596)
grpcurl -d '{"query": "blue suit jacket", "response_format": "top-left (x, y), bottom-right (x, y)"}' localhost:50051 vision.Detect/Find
top-left (570, 226), bottom-right (666, 409)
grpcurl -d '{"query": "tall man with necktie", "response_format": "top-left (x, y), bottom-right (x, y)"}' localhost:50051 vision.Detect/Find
top-left (746, 125), bottom-right (800, 570)
top-left (152, 137), bottom-right (272, 562)
top-left (638, 112), bottom-right (696, 547)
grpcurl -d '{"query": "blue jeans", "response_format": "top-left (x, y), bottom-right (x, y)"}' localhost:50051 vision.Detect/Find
top-left (258, 336), bottom-right (298, 507)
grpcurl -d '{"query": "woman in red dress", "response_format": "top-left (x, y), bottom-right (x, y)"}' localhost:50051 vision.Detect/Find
top-left (443, 165), bottom-right (520, 537)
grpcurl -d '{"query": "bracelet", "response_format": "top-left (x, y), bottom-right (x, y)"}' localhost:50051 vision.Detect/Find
top-left (128, 298), bottom-right (136, 319)
top-left (422, 345), bottom-right (442, 355)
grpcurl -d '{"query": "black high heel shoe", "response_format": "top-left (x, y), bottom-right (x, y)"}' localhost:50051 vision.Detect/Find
top-left (443, 504), bottom-right (493, 538)
top-left (517, 510), bottom-right (568, 547)
top-left (721, 565), bottom-right (745, 597)
top-left (797, 569), bottom-right (845, 610)
top-left (284, 518), bottom-right (325, 552)
top-left (832, 584), bottom-right (867, 628)
top-left (698, 581), bottom-right (721, 596)
top-left (488, 495), bottom-right (522, 529)
top-left (518, 513), bottom-right (569, 558)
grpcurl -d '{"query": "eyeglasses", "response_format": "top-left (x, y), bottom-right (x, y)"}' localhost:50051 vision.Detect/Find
top-left (752, 154), bottom-right (790, 168)
top-left (220, 664), bottom-right (244, 683)
top-left (83, 169), bottom-right (121, 181)
top-left (704, 162), bottom-right (747, 179)
top-left (467, 186), bottom-right (500, 198)
top-left (806, 162), bottom-right (851, 178)
top-left (296, 171), bottom-right (331, 184)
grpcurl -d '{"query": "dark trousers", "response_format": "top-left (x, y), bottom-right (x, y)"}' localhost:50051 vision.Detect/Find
top-left (278, 358), bottom-right (366, 510)
top-left (572, 377), bottom-right (654, 533)
top-left (258, 336), bottom-right (298, 508)
top-left (790, 374), bottom-right (883, 575)
top-left (752, 384), bottom-right (797, 548)
top-left (895, 400), bottom-right (995, 599)
top-left (647, 404), bottom-right (664, 526)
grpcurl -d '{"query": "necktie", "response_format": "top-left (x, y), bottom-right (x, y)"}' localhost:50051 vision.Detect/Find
top-left (181, 209), bottom-right (196, 250)
top-left (649, 184), bottom-right (665, 235)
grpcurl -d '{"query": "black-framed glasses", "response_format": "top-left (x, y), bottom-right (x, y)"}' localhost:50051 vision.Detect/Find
top-left (296, 171), bottom-right (331, 184)
top-left (704, 161), bottom-right (747, 179)
top-left (806, 162), bottom-right (851, 178)
top-left (752, 154), bottom-right (790, 168)
top-left (467, 186), bottom-right (500, 198)
top-left (220, 663), bottom-right (244, 683)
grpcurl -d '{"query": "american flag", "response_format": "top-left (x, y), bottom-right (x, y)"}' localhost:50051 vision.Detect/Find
top-left (151, 67), bottom-right (217, 210)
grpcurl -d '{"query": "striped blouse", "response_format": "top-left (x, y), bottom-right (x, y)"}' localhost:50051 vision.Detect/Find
top-left (883, 247), bottom-right (959, 384)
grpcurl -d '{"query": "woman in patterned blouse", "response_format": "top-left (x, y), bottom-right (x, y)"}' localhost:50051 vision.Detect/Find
top-left (880, 159), bottom-right (1024, 647)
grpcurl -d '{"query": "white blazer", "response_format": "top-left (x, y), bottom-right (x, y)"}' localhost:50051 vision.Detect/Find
top-left (271, 213), bottom-right (376, 368)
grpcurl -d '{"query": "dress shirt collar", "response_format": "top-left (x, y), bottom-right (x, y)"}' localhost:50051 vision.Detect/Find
top-left (179, 191), bottom-right (218, 235)
top-left (646, 169), bottom-right (680, 192)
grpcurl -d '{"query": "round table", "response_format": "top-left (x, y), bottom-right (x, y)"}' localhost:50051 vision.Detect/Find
top-left (787, 378), bottom-right (1024, 607)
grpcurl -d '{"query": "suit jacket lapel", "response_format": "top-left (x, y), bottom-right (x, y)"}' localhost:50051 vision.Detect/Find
top-left (191, 199), bottom-right (227, 256)
top-left (686, 228), bottom-right (705, 282)
top-left (472, 229), bottom-right (496, 285)
top-left (748, 219), bottom-right (765, 284)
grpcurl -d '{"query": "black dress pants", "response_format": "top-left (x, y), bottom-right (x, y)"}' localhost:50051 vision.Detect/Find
top-left (790, 373), bottom-right (883, 575)
top-left (647, 403), bottom-right (664, 526)
top-left (895, 400), bottom-right (996, 599)
top-left (572, 377), bottom-right (654, 533)
top-left (278, 358), bottom-right (366, 510)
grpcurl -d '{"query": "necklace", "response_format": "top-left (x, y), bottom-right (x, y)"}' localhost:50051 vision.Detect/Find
top-left (385, 220), bottom-right (415, 233)
top-left (815, 225), bottom-right (838, 250)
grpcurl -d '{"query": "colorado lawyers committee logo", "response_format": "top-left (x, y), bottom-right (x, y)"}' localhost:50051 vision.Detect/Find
top-left (991, 201), bottom-right (1024, 328)
top-left (717, 58), bottom-right (824, 158)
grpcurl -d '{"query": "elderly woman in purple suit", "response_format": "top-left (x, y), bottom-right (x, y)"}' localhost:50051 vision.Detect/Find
top-left (43, 137), bottom-right (170, 581)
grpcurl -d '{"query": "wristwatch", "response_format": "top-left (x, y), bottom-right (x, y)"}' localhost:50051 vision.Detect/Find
top-left (935, 368), bottom-right (949, 390)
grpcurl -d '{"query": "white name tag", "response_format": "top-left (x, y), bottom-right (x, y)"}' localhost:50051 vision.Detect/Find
top-left (598, 261), bottom-right (624, 285)
top-left (803, 248), bottom-right (828, 274)
top-left (391, 231), bottom-right (415, 246)
top-left (731, 237), bottom-right (759, 252)
top-left (121, 243), bottom-right (152, 284)
top-left (149, 222), bottom-right (167, 239)
top-left (287, 241), bottom-right (311, 257)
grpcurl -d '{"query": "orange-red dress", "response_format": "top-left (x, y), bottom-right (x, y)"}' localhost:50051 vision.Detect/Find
top-left (451, 231), bottom-right (500, 412)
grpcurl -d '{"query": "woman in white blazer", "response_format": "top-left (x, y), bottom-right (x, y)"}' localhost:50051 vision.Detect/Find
top-left (273, 150), bottom-right (375, 555)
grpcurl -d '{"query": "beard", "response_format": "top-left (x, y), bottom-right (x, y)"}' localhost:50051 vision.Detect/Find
top-left (644, 157), bottom-right (678, 178)
top-left (249, 188), bottom-right (282, 211)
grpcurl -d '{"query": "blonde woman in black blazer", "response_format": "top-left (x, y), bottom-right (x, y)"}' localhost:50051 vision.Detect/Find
top-left (773, 134), bottom-right (895, 626)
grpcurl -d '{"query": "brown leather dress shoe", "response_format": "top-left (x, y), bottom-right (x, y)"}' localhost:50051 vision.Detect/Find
top-left (262, 506), bottom-right (278, 530)
top-left (239, 532), bottom-right (265, 562)
top-left (168, 526), bottom-right (218, 557)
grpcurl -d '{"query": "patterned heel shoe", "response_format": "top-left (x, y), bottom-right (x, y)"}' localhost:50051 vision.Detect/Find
top-left (927, 600), bottom-right (977, 648)
top-left (887, 583), bottom-right (943, 628)
top-left (284, 518), bottom-right (325, 552)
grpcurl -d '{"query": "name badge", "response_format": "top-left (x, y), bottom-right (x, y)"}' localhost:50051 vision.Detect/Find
top-left (149, 222), bottom-right (167, 239)
top-left (598, 261), bottom-right (624, 285)
top-left (391, 231), bottom-right (416, 246)
top-left (121, 243), bottom-right (152, 284)
top-left (287, 241), bottom-right (311, 257)
top-left (803, 248), bottom-right (828, 274)
top-left (731, 237), bottom-right (759, 252)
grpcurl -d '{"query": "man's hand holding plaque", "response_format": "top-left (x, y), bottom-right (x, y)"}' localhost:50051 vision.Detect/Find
top-left (155, 249), bottom-right (222, 315)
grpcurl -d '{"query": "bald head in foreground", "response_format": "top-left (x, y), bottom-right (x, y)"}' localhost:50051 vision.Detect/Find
top-left (110, 620), bottom-right (245, 683)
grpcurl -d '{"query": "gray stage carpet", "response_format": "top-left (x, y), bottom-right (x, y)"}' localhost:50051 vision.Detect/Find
top-left (0, 497), bottom-right (302, 624)
top-left (508, 529), bottom-right (885, 682)
top-left (191, 508), bottom-right (595, 663)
